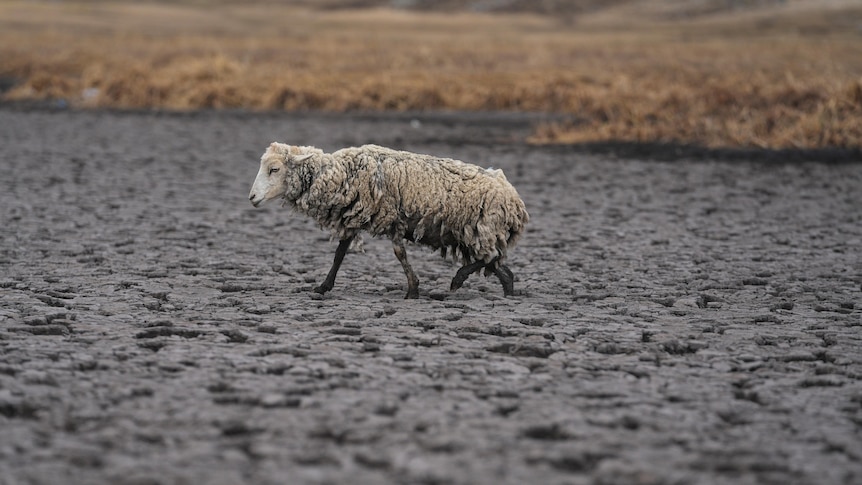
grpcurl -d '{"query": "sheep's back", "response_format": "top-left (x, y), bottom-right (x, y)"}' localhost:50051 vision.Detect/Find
top-left (345, 145), bottom-right (528, 263)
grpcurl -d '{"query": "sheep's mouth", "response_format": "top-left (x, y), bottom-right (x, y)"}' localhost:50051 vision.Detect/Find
top-left (250, 198), bottom-right (263, 208)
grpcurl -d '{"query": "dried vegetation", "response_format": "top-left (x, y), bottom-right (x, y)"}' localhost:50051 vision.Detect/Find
top-left (1, 0), bottom-right (860, 148)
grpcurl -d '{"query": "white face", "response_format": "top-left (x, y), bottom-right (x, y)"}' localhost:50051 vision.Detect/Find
top-left (248, 147), bottom-right (288, 208)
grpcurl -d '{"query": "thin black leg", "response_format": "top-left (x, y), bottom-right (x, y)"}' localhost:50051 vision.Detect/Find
top-left (313, 236), bottom-right (354, 294)
top-left (450, 259), bottom-right (486, 292)
top-left (493, 264), bottom-right (515, 296)
top-left (392, 238), bottom-right (419, 299)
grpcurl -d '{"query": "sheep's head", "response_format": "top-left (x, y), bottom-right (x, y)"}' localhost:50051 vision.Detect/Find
top-left (249, 143), bottom-right (315, 207)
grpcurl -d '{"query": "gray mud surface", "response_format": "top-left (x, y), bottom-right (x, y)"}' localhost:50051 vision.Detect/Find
top-left (1, 108), bottom-right (861, 485)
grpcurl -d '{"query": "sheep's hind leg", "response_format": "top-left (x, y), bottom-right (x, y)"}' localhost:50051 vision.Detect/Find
top-left (492, 264), bottom-right (515, 297)
top-left (450, 259), bottom-right (485, 292)
top-left (392, 238), bottom-right (419, 299)
top-left (314, 236), bottom-right (354, 294)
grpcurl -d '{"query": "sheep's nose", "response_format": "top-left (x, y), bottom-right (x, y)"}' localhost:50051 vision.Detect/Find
top-left (249, 193), bottom-right (256, 201)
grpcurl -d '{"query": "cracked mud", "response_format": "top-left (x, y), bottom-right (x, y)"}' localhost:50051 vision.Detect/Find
top-left (1, 108), bottom-right (861, 485)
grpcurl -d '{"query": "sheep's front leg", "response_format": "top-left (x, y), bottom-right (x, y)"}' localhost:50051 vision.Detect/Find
top-left (450, 259), bottom-right (485, 292)
top-left (392, 238), bottom-right (419, 299)
top-left (314, 236), bottom-right (354, 294)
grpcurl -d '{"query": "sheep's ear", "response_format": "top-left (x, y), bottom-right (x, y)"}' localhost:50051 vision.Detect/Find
top-left (292, 153), bottom-right (314, 163)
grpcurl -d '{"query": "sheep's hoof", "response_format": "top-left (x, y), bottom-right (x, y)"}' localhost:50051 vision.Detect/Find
top-left (450, 279), bottom-right (464, 292)
top-left (313, 284), bottom-right (332, 294)
top-left (405, 289), bottom-right (419, 299)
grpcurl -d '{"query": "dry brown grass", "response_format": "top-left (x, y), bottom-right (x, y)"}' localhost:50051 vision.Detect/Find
top-left (1, 1), bottom-right (861, 148)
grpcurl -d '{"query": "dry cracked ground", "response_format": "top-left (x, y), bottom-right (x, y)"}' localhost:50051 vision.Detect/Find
top-left (0, 107), bottom-right (861, 485)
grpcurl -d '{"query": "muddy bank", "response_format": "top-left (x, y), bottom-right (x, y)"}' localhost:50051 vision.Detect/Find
top-left (1, 108), bottom-right (861, 485)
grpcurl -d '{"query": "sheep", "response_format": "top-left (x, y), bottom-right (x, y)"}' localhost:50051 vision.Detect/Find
top-left (248, 143), bottom-right (529, 298)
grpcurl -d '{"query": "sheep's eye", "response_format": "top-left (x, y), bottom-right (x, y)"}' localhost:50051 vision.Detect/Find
top-left (269, 167), bottom-right (279, 175)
